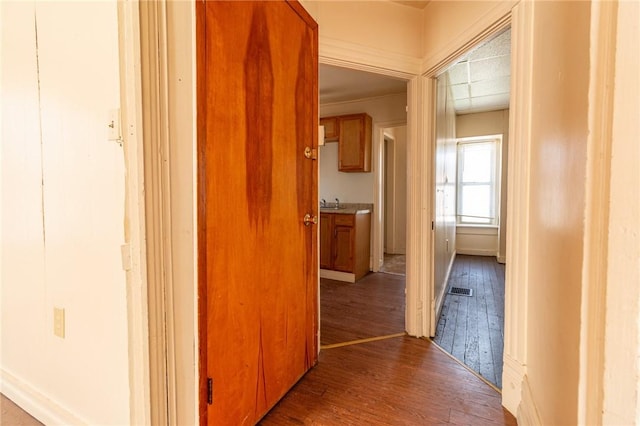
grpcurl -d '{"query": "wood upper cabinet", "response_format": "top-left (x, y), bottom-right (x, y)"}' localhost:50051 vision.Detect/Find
top-left (320, 212), bottom-right (371, 281)
top-left (320, 116), bottom-right (339, 141)
top-left (338, 113), bottom-right (372, 172)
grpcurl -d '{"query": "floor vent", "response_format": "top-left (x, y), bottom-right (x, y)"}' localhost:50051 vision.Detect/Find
top-left (448, 287), bottom-right (473, 297)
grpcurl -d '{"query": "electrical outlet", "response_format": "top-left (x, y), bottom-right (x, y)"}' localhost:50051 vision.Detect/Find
top-left (53, 307), bottom-right (65, 338)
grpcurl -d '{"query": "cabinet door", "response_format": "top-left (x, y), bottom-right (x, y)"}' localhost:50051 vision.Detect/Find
top-left (319, 213), bottom-right (333, 269)
top-left (338, 113), bottom-right (372, 172)
top-left (320, 116), bottom-right (339, 141)
top-left (333, 225), bottom-right (354, 272)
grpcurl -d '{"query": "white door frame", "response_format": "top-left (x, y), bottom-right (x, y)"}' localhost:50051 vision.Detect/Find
top-left (117, 2), bottom-right (152, 425)
top-left (373, 120), bottom-right (407, 272)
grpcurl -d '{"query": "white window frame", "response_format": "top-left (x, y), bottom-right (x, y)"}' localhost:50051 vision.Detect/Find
top-left (456, 135), bottom-right (502, 227)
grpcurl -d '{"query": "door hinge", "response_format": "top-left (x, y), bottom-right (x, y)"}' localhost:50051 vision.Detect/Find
top-left (207, 378), bottom-right (213, 405)
top-left (431, 221), bottom-right (434, 231)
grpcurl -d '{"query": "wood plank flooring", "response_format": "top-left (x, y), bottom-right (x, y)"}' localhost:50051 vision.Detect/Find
top-left (433, 255), bottom-right (506, 389)
top-left (321, 273), bottom-right (405, 346)
top-left (262, 271), bottom-right (516, 425)
top-left (1, 394), bottom-right (42, 426)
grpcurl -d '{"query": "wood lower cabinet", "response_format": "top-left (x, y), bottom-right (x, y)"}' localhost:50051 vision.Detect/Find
top-left (320, 212), bottom-right (371, 281)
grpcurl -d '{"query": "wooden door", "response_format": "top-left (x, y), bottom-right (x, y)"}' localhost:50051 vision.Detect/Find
top-left (196, 2), bottom-right (318, 424)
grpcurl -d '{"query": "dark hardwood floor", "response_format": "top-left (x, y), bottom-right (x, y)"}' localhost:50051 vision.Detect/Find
top-left (321, 273), bottom-right (405, 346)
top-left (262, 272), bottom-right (516, 425)
top-left (433, 255), bottom-right (506, 389)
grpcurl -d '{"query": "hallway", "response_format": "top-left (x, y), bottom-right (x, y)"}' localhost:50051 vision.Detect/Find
top-left (433, 255), bottom-right (506, 389)
top-left (262, 273), bottom-right (516, 424)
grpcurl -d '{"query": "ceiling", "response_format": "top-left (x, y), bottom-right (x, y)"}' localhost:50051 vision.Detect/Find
top-left (319, 29), bottom-right (511, 115)
top-left (319, 65), bottom-right (407, 104)
top-left (444, 29), bottom-right (511, 114)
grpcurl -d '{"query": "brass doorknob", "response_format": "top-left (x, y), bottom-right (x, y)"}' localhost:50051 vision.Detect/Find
top-left (303, 213), bottom-right (318, 226)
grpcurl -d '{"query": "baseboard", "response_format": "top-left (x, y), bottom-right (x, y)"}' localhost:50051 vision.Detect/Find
top-left (1, 368), bottom-right (87, 425)
top-left (497, 254), bottom-right (506, 264)
top-left (432, 251), bottom-right (457, 336)
top-left (456, 248), bottom-right (498, 257)
top-left (320, 269), bottom-right (355, 283)
top-left (518, 374), bottom-right (543, 426)
top-left (501, 353), bottom-right (524, 416)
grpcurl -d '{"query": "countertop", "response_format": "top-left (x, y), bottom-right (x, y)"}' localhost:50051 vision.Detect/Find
top-left (319, 203), bottom-right (373, 215)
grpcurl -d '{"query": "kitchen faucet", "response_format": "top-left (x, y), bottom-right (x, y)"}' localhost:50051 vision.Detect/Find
top-left (335, 198), bottom-right (340, 208)
top-left (320, 199), bottom-right (326, 207)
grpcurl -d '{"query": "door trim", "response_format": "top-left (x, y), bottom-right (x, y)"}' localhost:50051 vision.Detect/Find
top-left (373, 120), bottom-right (407, 273)
top-left (136, 1), bottom-right (199, 425)
top-left (117, 1), bottom-right (153, 424)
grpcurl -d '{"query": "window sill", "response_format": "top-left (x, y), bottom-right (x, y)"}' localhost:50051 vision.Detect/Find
top-left (456, 224), bottom-right (499, 229)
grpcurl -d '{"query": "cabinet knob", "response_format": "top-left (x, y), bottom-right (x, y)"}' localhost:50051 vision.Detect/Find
top-left (303, 213), bottom-right (318, 226)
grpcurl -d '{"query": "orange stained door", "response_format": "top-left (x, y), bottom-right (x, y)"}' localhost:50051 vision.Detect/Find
top-left (196, 1), bottom-right (318, 424)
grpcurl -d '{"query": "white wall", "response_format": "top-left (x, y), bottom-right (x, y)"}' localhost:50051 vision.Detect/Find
top-left (524, 2), bottom-right (590, 424)
top-left (319, 92), bottom-right (407, 203)
top-left (456, 109), bottom-right (509, 260)
top-left (1, 2), bottom-right (130, 424)
top-left (602, 1), bottom-right (640, 423)
top-left (303, 0), bottom-right (423, 72)
top-left (433, 72), bottom-right (457, 316)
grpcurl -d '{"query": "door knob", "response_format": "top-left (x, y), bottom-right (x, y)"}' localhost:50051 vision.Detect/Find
top-left (303, 213), bottom-right (318, 226)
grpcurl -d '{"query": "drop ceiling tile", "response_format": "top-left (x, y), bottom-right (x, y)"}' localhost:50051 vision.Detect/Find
top-left (469, 93), bottom-right (510, 111)
top-left (469, 55), bottom-right (511, 82)
top-left (453, 98), bottom-right (471, 111)
top-left (450, 83), bottom-right (470, 100)
top-left (467, 30), bottom-right (511, 61)
top-left (470, 77), bottom-right (510, 98)
top-left (447, 62), bottom-right (469, 85)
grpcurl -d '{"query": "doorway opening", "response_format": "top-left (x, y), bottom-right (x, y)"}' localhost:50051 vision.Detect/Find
top-left (429, 28), bottom-right (511, 389)
top-left (318, 64), bottom-right (409, 348)
top-left (380, 129), bottom-right (407, 276)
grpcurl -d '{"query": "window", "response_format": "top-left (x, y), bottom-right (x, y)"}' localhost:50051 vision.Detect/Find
top-left (456, 137), bottom-right (501, 226)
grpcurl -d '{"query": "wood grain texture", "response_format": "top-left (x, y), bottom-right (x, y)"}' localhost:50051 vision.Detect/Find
top-left (320, 273), bottom-right (406, 346)
top-left (0, 394), bottom-right (42, 426)
top-left (433, 255), bottom-right (506, 389)
top-left (261, 271), bottom-right (514, 424)
top-left (261, 336), bottom-right (517, 425)
top-left (197, 1), bottom-right (318, 424)
top-left (354, 213), bottom-right (371, 280)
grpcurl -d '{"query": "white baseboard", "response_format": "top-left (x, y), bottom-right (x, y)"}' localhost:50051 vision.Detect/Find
top-left (432, 252), bottom-right (457, 336)
top-left (501, 353), bottom-right (524, 416)
top-left (456, 248), bottom-right (498, 257)
top-left (320, 269), bottom-right (355, 283)
top-left (1, 368), bottom-right (87, 425)
top-left (518, 374), bottom-right (543, 426)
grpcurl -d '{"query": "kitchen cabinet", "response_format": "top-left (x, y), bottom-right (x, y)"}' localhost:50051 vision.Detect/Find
top-left (320, 211), bottom-right (371, 281)
top-left (338, 113), bottom-right (372, 172)
top-left (320, 116), bottom-right (339, 141)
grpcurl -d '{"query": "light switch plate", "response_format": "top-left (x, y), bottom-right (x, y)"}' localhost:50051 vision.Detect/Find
top-left (54, 307), bottom-right (65, 338)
